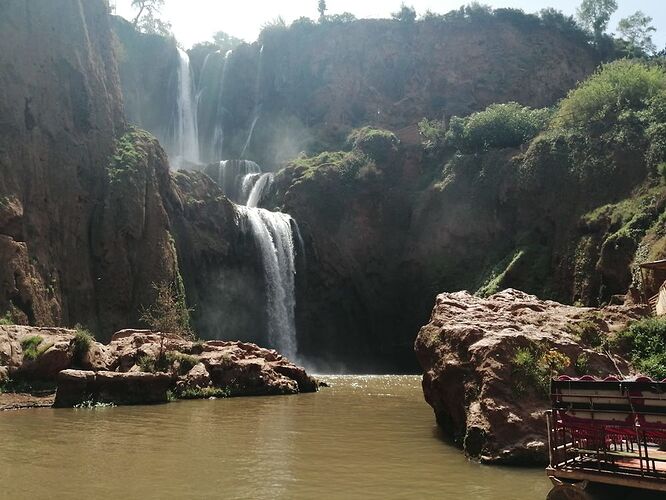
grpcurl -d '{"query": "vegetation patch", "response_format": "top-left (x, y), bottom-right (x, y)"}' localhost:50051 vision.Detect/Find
top-left (512, 344), bottom-right (570, 398)
top-left (106, 127), bottom-right (154, 184)
top-left (20, 336), bottom-right (46, 361)
top-left (166, 352), bottom-right (199, 375)
top-left (615, 317), bottom-right (666, 380)
top-left (72, 325), bottom-right (95, 367)
top-left (444, 102), bottom-right (551, 153)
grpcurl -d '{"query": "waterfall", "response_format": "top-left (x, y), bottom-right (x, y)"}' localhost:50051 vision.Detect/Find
top-left (209, 49), bottom-right (233, 162)
top-left (216, 159), bottom-right (300, 361)
top-left (241, 45), bottom-right (264, 159)
top-left (236, 206), bottom-right (298, 360)
top-left (171, 48), bottom-right (200, 168)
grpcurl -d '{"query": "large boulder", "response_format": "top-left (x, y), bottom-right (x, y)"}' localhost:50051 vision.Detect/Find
top-left (414, 288), bottom-right (647, 465)
top-left (54, 369), bottom-right (172, 407)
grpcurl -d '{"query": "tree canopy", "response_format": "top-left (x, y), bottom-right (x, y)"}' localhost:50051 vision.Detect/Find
top-left (130, 0), bottom-right (171, 36)
top-left (576, 0), bottom-right (617, 42)
top-left (617, 11), bottom-right (657, 55)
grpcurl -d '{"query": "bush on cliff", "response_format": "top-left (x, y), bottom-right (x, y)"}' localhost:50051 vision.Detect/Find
top-left (444, 103), bottom-right (551, 153)
top-left (552, 59), bottom-right (666, 135)
top-left (347, 127), bottom-right (399, 162)
top-left (512, 345), bottom-right (570, 397)
top-left (615, 317), bottom-right (666, 379)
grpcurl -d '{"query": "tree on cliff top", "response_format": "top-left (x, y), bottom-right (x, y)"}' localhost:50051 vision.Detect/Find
top-left (131, 0), bottom-right (171, 37)
top-left (318, 0), bottom-right (327, 22)
top-left (617, 11), bottom-right (657, 56)
top-left (576, 0), bottom-right (617, 43)
top-left (392, 3), bottom-right (417, 23)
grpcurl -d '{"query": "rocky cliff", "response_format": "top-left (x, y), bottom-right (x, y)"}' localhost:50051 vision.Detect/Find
top-left (0, 0), bottom-right (124, 328)
top-left (414, 289), bottom-right (647, 464)
top-left (113, 10), bottom-right (600, 167)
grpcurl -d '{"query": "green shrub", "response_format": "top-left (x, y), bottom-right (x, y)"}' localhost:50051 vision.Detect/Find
top-left (347, 127), bottom-right (399, 160)
top-left (575, 353), bottom-right (590, 375)
top-left (616, 317), bottom-right (666, 379)
top-left (445, 102), bottom-right (551, 153)
top-left (552, 60), bottom-right (666, 133)
top-left (72, 325), bottom-right (95, 367)
top-left (567, 320), bottom-right (604, 348)
top-left (512, 345), bottom-right (571, 397)
top-left (166, 352), bottom-right (199, 375)
top-left (177, 386), bottom-right (230, 400)
top-left (418, 118), bottom-right (447, 150)
top-left (21, 336), bottom-right (44, 361)
top-left (137, 355), bottom-right (157, 373)
top-left (0, 311), bottom-right (14, 326)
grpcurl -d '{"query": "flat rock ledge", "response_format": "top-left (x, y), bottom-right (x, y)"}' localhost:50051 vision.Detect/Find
top-left (414, 289), bottom-right (648, 465)
top-left (1, 326), bottom-right (317, 408)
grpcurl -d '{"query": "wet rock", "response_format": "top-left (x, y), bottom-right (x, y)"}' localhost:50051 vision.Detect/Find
top-left (414, 289), bottom-right (647, 465)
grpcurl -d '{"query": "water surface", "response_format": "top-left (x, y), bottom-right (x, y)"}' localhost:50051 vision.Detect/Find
top-left (0, 375), bottom-right (550, 499)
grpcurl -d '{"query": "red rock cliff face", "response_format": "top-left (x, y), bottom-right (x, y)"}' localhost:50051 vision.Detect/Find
top-left (0, 0), bottom-right (124, 327)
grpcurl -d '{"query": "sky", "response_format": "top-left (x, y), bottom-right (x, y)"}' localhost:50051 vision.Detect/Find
top-left (112, 0), bottom-right (666, 50)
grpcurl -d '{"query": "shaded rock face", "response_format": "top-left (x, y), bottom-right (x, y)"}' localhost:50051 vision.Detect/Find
top-left (54, 369), bottom-right (172, 407)
top-left (414, 289), bottom-right (647, 464)
top-left (0, 0), bottom-right (123, 329)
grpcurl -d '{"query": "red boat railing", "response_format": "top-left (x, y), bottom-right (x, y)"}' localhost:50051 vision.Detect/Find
top-left (547, 377), bottom-right (666, 491)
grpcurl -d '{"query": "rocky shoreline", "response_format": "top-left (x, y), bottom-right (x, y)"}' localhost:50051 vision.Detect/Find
top-left (0, 326), bottom-right (317, 409)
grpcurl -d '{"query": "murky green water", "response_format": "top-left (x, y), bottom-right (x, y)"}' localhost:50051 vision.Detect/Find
top-left (0, 375), bottom-right (549, 499)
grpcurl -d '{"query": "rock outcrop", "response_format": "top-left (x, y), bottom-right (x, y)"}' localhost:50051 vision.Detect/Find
top-left (0, 326), bottom-right (317, 408)
top-left (414, 289), bottom-right (648, 464)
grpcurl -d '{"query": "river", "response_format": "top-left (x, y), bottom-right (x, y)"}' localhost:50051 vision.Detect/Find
top-left (0, 375), bottom-right (550, 499)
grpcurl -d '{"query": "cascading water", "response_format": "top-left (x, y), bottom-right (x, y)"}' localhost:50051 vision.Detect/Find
top-left (170, 48), bottom-right (200, 168)
top-left (240, 45), bottom-right (264, 159)
top-left (215, 160), bottom-right (299, 361)
top-left (236, 206), bottom-right (298, 360)
top-left (208, 49), bottom-right (233, 162)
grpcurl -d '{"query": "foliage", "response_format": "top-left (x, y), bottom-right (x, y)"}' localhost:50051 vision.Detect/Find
top-left (347, 127), bottom-right (399, 160)
top-left (140, 281), bottom-right (194, 339)
top-left (20, 336), bottom-right (47, 361)
top-left (107, 128), bottom-right (153, 184)
top-left (324, 13), bottom-right (357, 24)
top-left (575, 353), bottom-right (591, 375)
top-left (317, 0), bottom-right (327, 21)
top-left (72, 325), bottom-right (95, 367)
top-left (616, 317), bottom-right (666, 380)
top-left (617, 11), bottom-right (657, 56)
top-left (130, 0), bottom-right (171, 36)
top-left (567, 320), bottom-right (603, 348)
top-left (391, 3), bottom-right (417, 23)
top-left (418, 118), bottom-right (447, 150)
top-left (259, 16), bottom-right (288, 42)
top-left (211, 31), bottom-right (244, 53)
top-left (444, 103), bottom-right (551, 153)
top-left (177, 386), bottom-right (230, 399)
top-left (137, 355), bottom-right (157, 373)
top-left (0, 311), bottom-right (14, 326)
top-left (512, 345), bottom-right (571, 397)
top-left (166, 351), bottom-right (199, 375)
top-left (551, 60), bottom-right (666, 133)
top-left (576, 0), bottom-right (617, 42)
